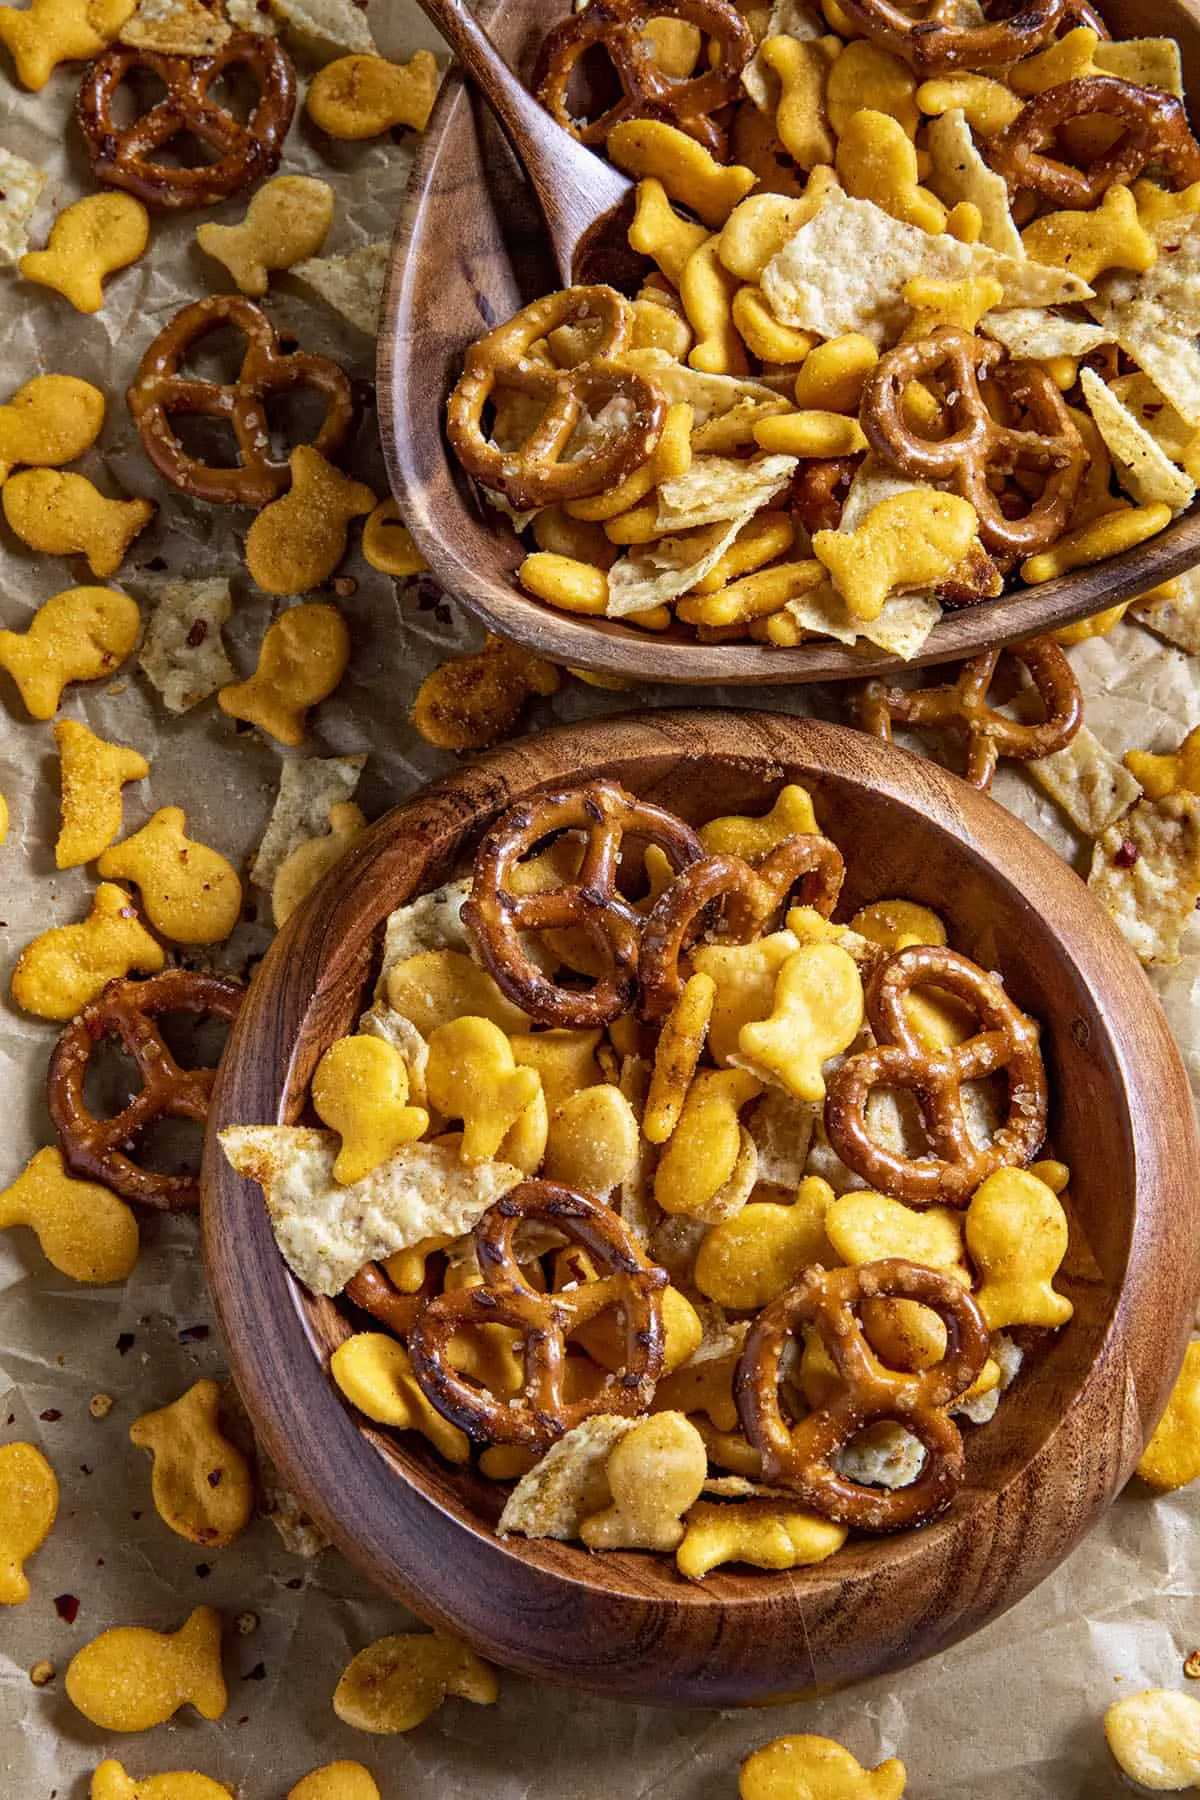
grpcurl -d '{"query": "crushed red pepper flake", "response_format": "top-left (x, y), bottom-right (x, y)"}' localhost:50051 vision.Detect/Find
top-left (53, 1594), bottom-right (79, 1623)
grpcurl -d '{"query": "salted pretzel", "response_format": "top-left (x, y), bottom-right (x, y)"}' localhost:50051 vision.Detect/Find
top-left (47, 970), bottom-right (245, 1211)
top-left (346, 1256), bottom-right (443, 1340)
top-left (407, 1181), bottom-right (668, 1449)
top-left (463, 778), bottom-right (705, 1028)
top-left (857, 637), bottom-right (1083, 791)
top-left (828, 0), bottom-right (1068, 71)
top-left (861, 328), bottom-right (1085, 559)
top-left (638, 835), bottom-right (845, 1020)
top-left (824, 944), bottom-right (1048, 1206)
top-left (986, 76), bottom-right (1200, 207)
top-left (76, 32), bottom-right (296, 209)
top-left (790, 457), bottom-right (861, 536)
top-left (735, 1260), bottom-right (990, 1531)
top-left (446, 287), bottom-right (667, 512)
top-left (127, 295), bottom-right (355, 507)
top-left (532, 0), bottom-right (754, 159)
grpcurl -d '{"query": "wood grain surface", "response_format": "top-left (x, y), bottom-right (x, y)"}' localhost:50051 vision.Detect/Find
top-left (202, 711), bottom-right (1200, 1705)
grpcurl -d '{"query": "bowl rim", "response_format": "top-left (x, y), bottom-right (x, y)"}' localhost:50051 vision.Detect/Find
top-left (378, 0), bottom-right (1200, 687)
top-left (202, 710), bottom-right (1200, 1704)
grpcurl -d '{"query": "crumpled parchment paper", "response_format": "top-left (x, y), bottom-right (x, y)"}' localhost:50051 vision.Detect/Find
top-left (2, 5), bottom-right (1200, 1792)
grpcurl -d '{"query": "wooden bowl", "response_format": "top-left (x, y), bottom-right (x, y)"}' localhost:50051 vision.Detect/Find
top-left (202, 711), bottom-right (1200, 1705)
top-left (379, 0), bottom-right (1200, 687)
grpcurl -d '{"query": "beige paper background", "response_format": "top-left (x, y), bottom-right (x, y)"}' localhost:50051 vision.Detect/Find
top-left (2, 7), bottom-right (1200, 1793)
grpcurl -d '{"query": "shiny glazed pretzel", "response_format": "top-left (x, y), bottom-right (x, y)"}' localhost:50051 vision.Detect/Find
top-left (127, 295), bottom-right (355, 507)
top-left (46, 970), bottom-right (245, 1211)
top-left (446, 287), bottom-right (667, 512)
top-left (735, 1260), bottom-right (990, 1531)
top-left (532, 0), bottom-right (755, 159)
top-left (857, 637), bottom-right (1083, 790)
top-left (76, 32), bottom-right (296, 209)
top-left (861, 328), bottom-right (1085, 559)
top-left (638, 835), bottom-right (845, 1020)
top-left (828, 0), bottom-right (1068, 70)
top-left (407, 1180), bottom-right (669, 1449)
top-left (986, 76), bottom-right (1200, 207)
top-left (463, 777), bottom-right (705, 1027)
top-left (824, 944), bottom-right (1048, 1206)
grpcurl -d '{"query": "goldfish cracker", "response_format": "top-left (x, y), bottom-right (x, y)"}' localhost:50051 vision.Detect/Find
top-left (965, 1168), bottom-right (1073, 1330)
top-left (330, 1333), bottom-right (470, 1462)
top-left (0, 372), bottom-right (104, 475)
top-left (129, 1380), bottom-right (253, 1548)
top-left (3, 470), bottom-right (153, 578)
top-left (849, 898), bottom-right (946, 948)
top-left (0, 0), bottom-right (133, 88)
top-left (1125, 725), bottom-right (1200, 801)
top-left (836, 109), bottom-right (946, 233)
top-left (826, 1188), bottom-right (967, 1276)
top-left (944, 200), bottom-right (983, 242)
top-left (628, 178), bottom-right (710, 285)
top-left (1022, 184), bottom-right (1155, 281)
top-left (518, 551), bottom-right (609, 616)
top-left (760, 35), bottom-right (838, 169)
top-left (65, 1607), bottom-right (227, 1732)
top-left (541, 1083), bottom-right (639, 1195)
top-left (1134, 176), bottom-right (1200, 240)
top-left (312, 1035), bottom-right (429, 1184)
top-left (219, 602), bottom-right (350, 745)
top-left (426, 1016), bottom-right (541, 1164)
top-left (1009, 23), bottom-right (1097, 92)
top-left (567, 401), bottom-right (692, 521)
top-left (739, 1734), bottom-right (907, 1799)
top-left (332, 1632), bottom-right (498, 1732)
top-left (902, 274), bottom-right (1003, 339)
top-left (731, 285), bottom-right (816, 363)
top-left (21, 193), bottom-right (148, 313)
top-left (10, 882), bottom-right (163, 1019)
top-left (246, 449), bottom-right (374, 596)
top-left (1020, 503), bottom-right (1171, 583)
top-left (827, 38), bottom-right (918, 137)
top-left (196, 176), bottom-right (333, 297)
top-left (0, 1146), bottom-right (138, 1283)
top-left (386, 947), bottom-right (529, 1036)
top-left (738, 944), bottom-right (864, 1103)
top-left (53, 719), bottom-right (149, 868)
top-left (678, 559), bottom-right (826, 629)
top-left (654, 1067), bottom-right (761, 1218)
top-left (90, 1762), bottom-right (233, 1800)
top-left (411, 636), bottom-right (560, 752)
top-left (756, 410), bottom-right (870, 458)
top-left (306, 50), bottom-right (439, 138)
top-left (791, 333), bottom-right (878, 413)
top-left (717, 171), bottom-right (837, 282)
top-left (1104, 1690), bottom-right (1200, 1792)
top-left (916, 73), bottom-right (1022, 134)
top-left (678, 1500), bottom-right (847, 1579)
top-left (632, 289), bottom-right (694, 359)
top-left (0, 1442), bottom-right (57, 1604)
top-left (362, 497), bottom-right (427, 577)
top-left (287, 1767), bottom-right (380, 1800)
top-left (693, 510), bottom-right (796, 593)
top-left (644, 971), bottom-right (716, 1143)
top-left (701, 784), bottom-right (817, 855)
top-left (508, 1029), bottom-right (602, 1117)
top-left (0, 586), bottom-right (140, 719)
top-left (1137, 1341), bottom-right (1200, 1493)
top-left (272, 801), bottom-right (366, 927)
top-left (815, 490), bottom-right (978, 622)
top-left (692, 928), bottom-right (802, 1064)
top-left (97, 808), bottom-right (241, 946)
top-left (580, 1413), bottom-right (707, 1551)
top-left (643, 14), bottom-right (701, 75)
top-left (695, 1175), bottom-right (836, 1309)
top-left (532, 507), bottom-right (618, 569)
top-left (607, 120), bottom-right (756, 228)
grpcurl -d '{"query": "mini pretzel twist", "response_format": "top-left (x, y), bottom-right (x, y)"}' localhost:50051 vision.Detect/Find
top-left (857, 636), bottom-right (1083, 790)
top-left (463, 777), bottom-right (706, 1028)
top-left (823, 944), bottom-right (1048, 1206)
top-left (46, 970), bottom-right (245, 1212)
top-left (532, 0), bottom-right (754, 159)
top-left (407, 1180), bottom-right (669, 1450)
top-left (860, 328), bottom-right (1085, 559)
top-left (127, 295), bottom-right (355, 507)
top-left (790, 456), bottom-right (861, 536)
top-left (985, 76), bottom-right (1200, 207)
top-left (76, 32), bottom-right (297, 209)
top-left (828, 0), bottom-right (1068, 71)
top-left (735, 1260), bottom-right (990, 1531)
top-left (638, 835), bottom-right (845, 1021)
top-left (446, 286), bottom-right (667, 511)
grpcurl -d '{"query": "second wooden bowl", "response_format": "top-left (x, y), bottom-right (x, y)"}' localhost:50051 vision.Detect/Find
top-left (203, 711), bottom-right (1200, 1705)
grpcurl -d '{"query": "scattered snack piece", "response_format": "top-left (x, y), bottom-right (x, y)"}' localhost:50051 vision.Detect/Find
top-left (739, 1734), bottom-right (907, 1800)
top-left (251, 753), bottom-right (365, 890)
top-left (0, 586), bottom-right (140, 719)
top-left (65, 1606), bottom-right (227, 1732)
top-left (1027, 725), bottom-right (1142, 838)
top-left (1186, 1650), bottom-right (1200, 1682)
top-left (0, 1442), bottom-right (58, 1604)
top-left (218, 602), bottom-right (350, 744)
top-left (91, 1761), bottom-right (233, 1800)
top-left (0, 1145), bottom-right (139, 1283)
top-left (1126, 726), bottom-right (1200, 802)
top-left (0, 0), bottom-right (133, 87)
top-left (2, 471), bottom-right (154, 578)
top-left (196, 176), bottom-right (333, 297)
top-left (1089, 795), bottom-right (1200, 966)
top-left (814, 491), bottom-right (978, 622)
top-left (268, 0), bottom-right (374, 60)
top-left (291, 238), bottom-right (389, 337)
top-left (137, 578), bottom-right (234, 714)
top-left (306, 50), bottom-right (439, 138)
top-left (10, 882), bottom-right (163, 1020)
top-left (54, 720), bottom-right (150, 868)
top-left (362, 498), bottom-right (425, 577)
top-left (97, 808), bottom-right (242, 945)
top-left (29, 1659), bottom-right (55, 1685)
top-left (90, 1392), bottom-right (115, 1419)
top-left (20, 194), bottom-right (149, 313)
top-left (312, 1036), bottom-right (429, 1184)
top-left (330, 1333), bottom-right (469, 1463)
top-left (1105, 1690), bottom-right (1200, 1793)
top-left (0, 373), bottom-right (105, 475)
top-left (1138, 1341), bottom-right (1200, 1493)
top-left (332, 1632), bottom-right (498, 1734)
top-left (0, 147), bottom-right (48, 266)
top-left (678, 1498), bottom-right (847, 1578)
top-left (579, 1413), bottom-right (707, 1551)
top-left (287, 1766), bottom-right (380, 1800)
top-left (119, 0), bottom-right (236, 54)
top-left (411, 637), bottom-right (560, 751)
top-left (272, 801), bottom-right (366, 927)
top-left (129, 1379), bottom-right (254, 1547)
top-left (244, 451), bottom-right (374, 596)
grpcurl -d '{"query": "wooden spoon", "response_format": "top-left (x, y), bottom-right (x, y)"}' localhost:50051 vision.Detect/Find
top-left (411, 0), bottom-right (636, 282)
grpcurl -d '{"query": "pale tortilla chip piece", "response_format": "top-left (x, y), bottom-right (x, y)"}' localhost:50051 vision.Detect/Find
top-left (616, 349), bottom-right (787, 433)
top-left (655, 453), bottom-right (796, 530)
top-left (1080, 366), bottom-right (1196, 512)
top-left (746, 1087), bottom-right (817, 1187)
top-left (1091, 223), bottom-right (1200, 424)
top-left (1132, 563), bottom-right (1200, 652)
top-left (762, 191), bottom-right (1088, 346)
top-left (219, 1125), bottom-right (523, 1295)
top-left (121, 0), bottom-right (231, 53)
top-left (268, 0), bottom-right (374, 58)
top-left (835, 1422), bottom-right (924, 1489)
top-left (1026, 723), bottom-right (1142, 836)
top-left (291, 238), bottom-right (389, 336)
top-left (250, 754), bottom-right (367, 888)
top-left (785, 579), bottom-right (942, 659)
top-left (1094, 38), bottom-right (1183, 95)
top-left (925, 108), bottom-right (1023, 259)
top-left (982, 309), bottom-right (1114, 360)
top-left (1111, 372), bottom-right (1200, 479)
top-left (498, 1415), bottom-right (637, 1539)
top-left (606, 513), bottom-right (754, 616)
top-left (138, 577), bottom-right (234, 713)
top-left (377, 878), bottom-right (472, 985)
top-left (741, 0), bottom-right (823, 110)
top-left (1088, 793), bottom-right (1200, 965)
top-left (0, 148), bottom-right (47, 269)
